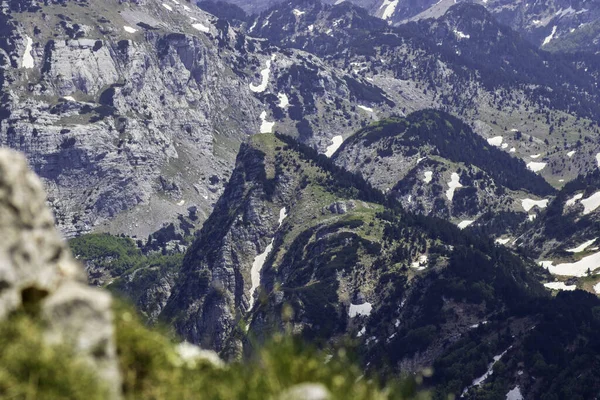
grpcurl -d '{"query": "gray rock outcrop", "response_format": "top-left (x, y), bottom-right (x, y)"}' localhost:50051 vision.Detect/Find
top-left (0, 148), bottom-right (121, 398)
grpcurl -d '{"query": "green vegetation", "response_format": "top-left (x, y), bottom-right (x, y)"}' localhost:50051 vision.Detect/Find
top-left (341, 110), bottom-right (556, 197)
top-left (0, 312), bottom-right (108, 400)
top-left (69, 233), bottom-right (183, 280)
top-left (0, 301), bottom-right (427, 400)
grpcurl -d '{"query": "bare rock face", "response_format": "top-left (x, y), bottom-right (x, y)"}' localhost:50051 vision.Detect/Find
top-left (0, 148), bottom-right (121, 397)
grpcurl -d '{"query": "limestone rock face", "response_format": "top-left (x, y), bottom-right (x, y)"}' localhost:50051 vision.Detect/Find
top-left (0, 148), bottom-right (121, 397)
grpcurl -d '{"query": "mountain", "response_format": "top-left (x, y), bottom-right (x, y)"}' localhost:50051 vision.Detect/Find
top-left (0, 147), bottom-right (416, 400)
top-left (0, 0), bottom-right (393, 238)
top-left (246, 0), bottom-right (600, 185)
top-left (219, 0), bottom-right (600, 53)
top-left (148, 124), bottom-right (600, 399)
top-left (333, 110), bottom-right (555, 226)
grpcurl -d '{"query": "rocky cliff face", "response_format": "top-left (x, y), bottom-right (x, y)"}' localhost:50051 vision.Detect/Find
top-left (333, 110), bottom-right (555, 230)
top-left (0, 148), bottom-right (120, 397)
top-left (158, 128), bottom-right (544, 371)
top-left (224, 0), bottom-right (600, 53)
top-left (0, 0), bottom-right (382, 238)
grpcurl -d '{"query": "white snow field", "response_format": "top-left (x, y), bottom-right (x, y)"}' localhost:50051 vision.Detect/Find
top-left (596, 153), bottom-right (600, 168)
top-left (349, 302), bottom-right (373, 318)
top-left (249, 239), bottom-right (274, 309)
top-left (458, 220), bottom-right (474, 230)
top-left (544, 282), bottom-right (576, 291)
top-left (259, 111), bottom-right (275, 133)
top-left (124, 26), bottom-right (137, 33)
top-left (487, 136), bottom-right (503, 146)
top-left (543, 251), bottom-right (600, 277)
top-left (567, 150), bottom-right (576, 158)
top-left (357, 105), bottom-right (374, 112)
top-left (446, 173), bottom-right (462, 201)
top-left (277, 93), bottom-right (289, 109)
top-left (278, 207), bottom-right (288, 226)
top-left (162, 3), bottom-right (173, 11)
top-left (22, 36), bottom-right (34, 69)
top-left (542, 26), bottom-right (557, 45)
top-left (530, 154), bottom-right (541, 159)
top-left (565, 193), bottom-right (583, 207)
top-left (463, 348), bottom-right (511, 395)
top-left (594, 282), bottom-right (600, 294)
top-left (506, 386), bottom-right (524, 400)
top-left (380, 0), bottom-right (399, 20)
top-left (527, 162), bottom-right (547, 172)
top-left (423, 171), bottom-right (433, 183)
top-left (192, 23), bottom-right (210, 33)
top-left (325, 135), bottom-right (344, 157)
top-left (249, 56), bottom-right (275, 93)
top-left (581, 191), bottom-right (600, 215)
top-left (411, 255), bottom-right (428, 270)
top-left (566, 239), bottom-right (596, 253)
top-left (521, 198), bottom-right (548, 212)
top-left (496, 238), bottom-right (511, 245)
top-left (454, 29), bottom-right (470, 39)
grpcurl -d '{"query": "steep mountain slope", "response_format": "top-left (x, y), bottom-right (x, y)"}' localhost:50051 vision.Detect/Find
top-left (0, 0), bottom-right (388, 237)
top-left (153, 125), bottom-right (600, 399)
top-left (514, 170), bottom-right (600, 294)
top-left (215, 0), bottom-right (600, 52)
top-left (247, 0), bottom-right (600, 187)
top-left (333, 110), bottom-right (555, 226)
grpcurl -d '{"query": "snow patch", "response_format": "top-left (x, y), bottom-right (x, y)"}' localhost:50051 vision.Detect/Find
top-left (124, 26), bottom-right (137, 33)
top-left (509, 147), bottom-right (516, 153)
top-left (349, 302), bottom-right (373, 318)
top-left (546, 251), bottom-right (600, 277)
top-left (521, 198), bottom-right (548, 212)
top-left (357, 105), bottom-right (374, 113)
top-left (566, 239), bottom-right (596, 253)
top-left (487, 136), bottom-right (503, 147)
top-left (177, 200), bottom-right (185, 206)
top-left (249, 56), bottom-right (274, 93)
top-left (496, 238), bottom-right (511, 245)
top-left (162, 3), bottom-right (173, 11)
top-left (567, 150), bottom-right (576, 158)
top-left (506, 386), bottom-right (524, 400)
top-left (21, 36), bottom-right (34, 69)
top-left (259, 111), bottom-right (275, 134)
top-left (61, 96), bottom-right (76, 102)
top-left (542, 26), bottom-right (557, 46)
top-left (411, 255), bottom-right (428, 270)
top-left (565, 193), bottom-right (583, 207)
top-left (192, 23), bottom-right (210, 33)
top-left (454, 29), bottom-right (470, 39)
top-left (544, 282), bottom-right (576, 291)
top-left (594, 282), bottom-right (600, 294)
top-left (581, 191), bottom-right (600, 215)
top-left (423, 171), bottom-right (433, 183)
top-left (596, 153), bottom-right (600, 167)
top-left (501, 143), bottom-right (508, 149)
top-left (463, 348), bottom-right (511, 394)
top-left (292, 9), bottom-right (305, 17)
top-left (249, 238), bottom-right (274, 309)
top-left (380, 0), bottom-right (398, 20)
top-left (446, 173), bottom-right (462, 201)
top-left (325, 135), bottom-right (344, 158)
top-left (278, 207), bottom-right (288, 226)
top-left (527, 162), bottom-right (547, 172)
top-left (277, 93), bottom-right (289, 109)
top-left (458, 220), bottom-right (474, 230)
top-left (530, 153), bottom-right (541, 159)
